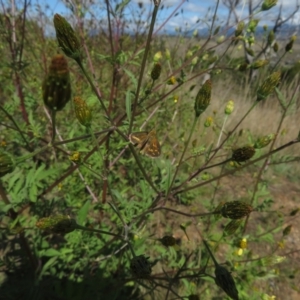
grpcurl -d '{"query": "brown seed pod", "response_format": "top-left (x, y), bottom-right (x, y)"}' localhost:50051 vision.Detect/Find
top-left (221, 201), bottom-right (253, 219)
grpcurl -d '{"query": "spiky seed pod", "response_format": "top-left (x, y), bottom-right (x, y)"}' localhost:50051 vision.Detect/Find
top-left (285, 35), bottom-right (297, 52)
top-left (251, 59), bottom-right (269, 69)
top-left (248, 19), bottom-right (259, 33)
top-left (231, 146), bottom-right (255, 162)
top-left (221, 201), bottom-right (253, 219)
top-left (0, 151), bottom-right (15, 177)
top-left (194, 79), bottom-right (212, 118)
top-left (225, 100), bottom-right (234, 115)
top-left (130, 255), bottom-right (152, 278)
top-left (235, 21), bottom-right (245, 37)
top-left (257, 71), bottom-right (281, 101)
top-left (73, 96), bottom-right (92, 127)
top-left (261, 0), bottom-right (278, 11)
top-left (283, 225), bottom-right (292, 236)
top-left (215, 265), bottom-right (239, 300)
top-left (267, 30), bottom-right (275, 45)
top-left (151, 63), bottom-right (162, 81)
top-left (254, 133), bottom-right (276, 149)
top-left (160, 235), bottom-right (176, 247)
top-left (43, 55), bottom-right (71, 111)
top-left (245, 47), bottom-right (255, 57)
top-left (273, 42), bottom-right (279, 52)
top-left (224, 219), bottom-right (243, 235)
top-left (53, 14), bottom-right (81, 61)
top-left (36, 215), bottom-right (77, 234)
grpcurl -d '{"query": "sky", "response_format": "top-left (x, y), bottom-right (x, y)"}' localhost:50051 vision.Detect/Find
top-left (27, 0), bottom-right (300, 34)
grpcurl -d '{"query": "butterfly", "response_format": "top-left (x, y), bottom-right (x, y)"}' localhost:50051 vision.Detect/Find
top-left (129, 129), bottom-right (161, 157)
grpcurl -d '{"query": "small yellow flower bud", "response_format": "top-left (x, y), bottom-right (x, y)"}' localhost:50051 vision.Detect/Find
top-left (153, 51), bottom-right (162, 62)
top-left (167, 76), bottom-right (177, 85)
top-left (69, 151), bottom-right (82, 164)
top-left (239, 238), bottom-right (247, 249)
top-left (225, 100), bottom-right (234, 115)
top-left (204, 116), bottom-right (213, 127)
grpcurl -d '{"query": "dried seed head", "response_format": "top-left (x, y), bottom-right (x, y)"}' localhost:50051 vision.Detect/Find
top-left (224, 219), bottom-right (243, 235)
top-left (221, 201), bottom-right (253, 219)
top-left (160, 235), bottom-right (177, 247)
top-left (261, 0), bottom-right (278, 11)
top-left (130, 255), bottom-right (152, 278)
top-left (151, 63), bottom-right (162, 81)
top-left (53, 14), bottom-right (81, 61)
top-left (225, 100), bottom-right (234, 115)
top-left (251, 59), bottom-right (269, 69)
top-left (285, 35), bottom-right (297, 52)
top-left (231, 146), bottom-right (255, 162)
top-left (188, 295), bottom-right (200, 300)
top-left (194, 79), bottom-right (212, 118)
top-left (36, 215), bottom-right (77, 234)
top-left (238, 62), bottom-right (249, 71)
top-left (42, 54), bottom-right (71, 111)
top-left (73, 96), bottom-right (92, 127)
top-left (235, 21), bottom-right (245, 37)
top-left (0, 151), bottom-right (15, 177)
top-left (215, 265), bottom-right (239, 300)
top-left (257, 71), bottom-right (281, 101)
top-left (254, 133), bottom-right (276, 149)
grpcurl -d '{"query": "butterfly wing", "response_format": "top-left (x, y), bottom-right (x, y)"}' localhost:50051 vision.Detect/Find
top-left (141, 130), bottom-right (161, 157)
top-left (129, 132), bottom-right (149, 150)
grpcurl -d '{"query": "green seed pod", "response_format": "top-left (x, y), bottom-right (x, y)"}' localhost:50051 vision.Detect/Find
top-left (235, 21), bottom-right (245, 37)
top-left (221, 201), bottom-right (253, 219)
top-left (151, 63), bottom-right (162, 81)
top-left (261, 0), bottom-right (278, 11)
top-left (73, 96), bottom-right (92, 127)
top-left (225, 100), bottom-right (234, 115)
top-left (0, 151), bottom-right (15, 177)
top-left (194, 79), bottom-right (212, 118)
top-left (42, 54), bottom-right (71, 111)
top-left (254, 133), bottom-right (276, 149)
top-left (215, 265), bottom-right (239, 300)
top-left (130, 255), bottom-right (152, 278)
top-left (224, 219), bottom-right (243, 235)
top-left (248, 19), bottom-right (259, 33)
top-left (285, 35), bottom-right (297, 52)
top-left (251, 59), bottom-right (269, 69)
top-left (36, 215), bottom-right (77, 234)
top-left (245, 47), bottom-right (255, 57)
top-left (160, 235), bottom-right (176, 247)
top-left (267, 30), bottom-right (275, 45)
top-left (232, 146), bottom-right (255, 162)
top-left (273, 42), bottom-right (279, 52)
top-left (257, 71), bottom-right (281, 101)
top-left (53, 14), bottom-right (81, 61)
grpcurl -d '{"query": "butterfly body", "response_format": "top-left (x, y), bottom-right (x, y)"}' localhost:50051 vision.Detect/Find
top-left (129, 129), bottom-right (161, 157)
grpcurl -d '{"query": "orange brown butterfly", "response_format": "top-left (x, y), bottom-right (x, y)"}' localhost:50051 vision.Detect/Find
top-left (129, 129), bottom-right (161, 158)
